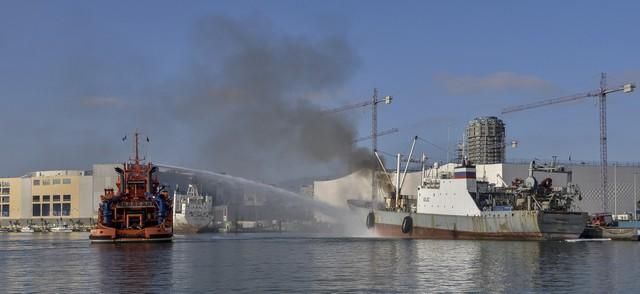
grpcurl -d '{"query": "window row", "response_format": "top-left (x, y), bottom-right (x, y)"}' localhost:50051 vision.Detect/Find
top-left (0, 187), bottom-right (9, 195)
top-left (32, 195), bottom-right (71, 202)
top-left (32, 203), bottom-right (71, 217)
top-left (1, 204), bottom-right (8, 217)
top-left (32, 178), bottom-right (72, 186)
top-left (1, 196), bottom-right (9, 203)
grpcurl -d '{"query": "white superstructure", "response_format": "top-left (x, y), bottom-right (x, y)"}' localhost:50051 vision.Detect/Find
top-left (173, 184), bottom-right (214, 233)
top-left (418, 182), bottom-right (481, 216)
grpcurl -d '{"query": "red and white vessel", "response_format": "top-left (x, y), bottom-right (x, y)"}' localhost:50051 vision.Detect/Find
top-left (90, 132), bottom-right (173, 243)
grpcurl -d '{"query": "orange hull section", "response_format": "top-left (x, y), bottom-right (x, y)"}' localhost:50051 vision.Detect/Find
top-left (90, 225), bottom-right (173, 243)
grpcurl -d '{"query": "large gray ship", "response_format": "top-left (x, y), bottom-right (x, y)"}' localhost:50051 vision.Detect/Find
top-left (350, 160), bottom-right (588, 240)
top-left (173, 184), bottom-right (214, 233)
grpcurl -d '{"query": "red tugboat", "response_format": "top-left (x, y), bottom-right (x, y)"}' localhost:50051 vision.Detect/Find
top-left (90, 132), bottom-right (173, 242)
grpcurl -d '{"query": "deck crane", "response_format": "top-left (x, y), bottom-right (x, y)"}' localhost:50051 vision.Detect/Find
top-left (501, 73), bottom-right (636, 212)
top-left (323, 88), bottom-right (394, 205)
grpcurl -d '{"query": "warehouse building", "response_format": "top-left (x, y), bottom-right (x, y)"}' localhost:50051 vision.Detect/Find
top-left (0, 170), bottom-right (93, 226)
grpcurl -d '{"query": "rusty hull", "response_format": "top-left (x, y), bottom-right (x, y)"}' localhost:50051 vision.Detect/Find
top-left (355, 207), bottom-right (587, 240)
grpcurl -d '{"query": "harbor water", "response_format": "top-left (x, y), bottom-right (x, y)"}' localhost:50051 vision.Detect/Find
top-left (1, 233), bottom-right (639, 293)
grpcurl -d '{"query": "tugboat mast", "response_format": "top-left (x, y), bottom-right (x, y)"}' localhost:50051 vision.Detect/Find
top-left (134, 131), bottom-right (140, 164)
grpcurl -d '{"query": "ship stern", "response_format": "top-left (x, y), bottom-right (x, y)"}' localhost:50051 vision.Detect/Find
top-left (538, 211), bottom-right (588, 240)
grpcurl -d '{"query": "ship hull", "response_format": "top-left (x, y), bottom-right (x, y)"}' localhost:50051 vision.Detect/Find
top-left (581, 226), bottom-right (638, 240)
top-left (352, 205), bottom-right (588, 240)
top-left (89, 226), bottom-right (173, 243)
top-left (173, 214), bottom-right (213, 234)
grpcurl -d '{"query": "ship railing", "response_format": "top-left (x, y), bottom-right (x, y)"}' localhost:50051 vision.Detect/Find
top-left (115, 201), bottom-right (154, 208)
top-left (506, 158), bottom-right (640, 167)
top-left (531, 196), bottom-right (543, 210)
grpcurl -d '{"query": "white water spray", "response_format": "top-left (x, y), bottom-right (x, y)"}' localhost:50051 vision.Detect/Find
top-left (157, 163), bottom-right (373, 236)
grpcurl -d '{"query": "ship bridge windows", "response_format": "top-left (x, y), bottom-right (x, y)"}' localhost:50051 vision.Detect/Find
top-left (52, 179), bottom-right (61, 185)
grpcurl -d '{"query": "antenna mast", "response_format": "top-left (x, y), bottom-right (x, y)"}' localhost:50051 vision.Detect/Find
top-left (134, 131), bottom-right (140, 164)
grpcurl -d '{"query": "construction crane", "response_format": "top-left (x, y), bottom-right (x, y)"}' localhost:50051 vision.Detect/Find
top-left (502, 73), bottom-right (636, 212)
top-left (323, 88), bottom-right (393, 204)
top-left (353, 128), bottom-right (399, 143)
top-left (323, 89), bottom-right (393, 153)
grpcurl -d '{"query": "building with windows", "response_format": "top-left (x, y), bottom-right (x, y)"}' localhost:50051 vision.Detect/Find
top-left (0, 170), bottom-right (94, 226)
top-left (465, 116), bottom-right (506, 164)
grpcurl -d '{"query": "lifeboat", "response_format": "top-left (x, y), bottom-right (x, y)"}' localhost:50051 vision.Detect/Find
top-left (90, 132), bottom-right (173, 243)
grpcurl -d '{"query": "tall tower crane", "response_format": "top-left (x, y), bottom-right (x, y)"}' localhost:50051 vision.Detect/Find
top-left (502, 73), bottom-right (636, 212)
top-left (323, 88), bottom-right (394, 203)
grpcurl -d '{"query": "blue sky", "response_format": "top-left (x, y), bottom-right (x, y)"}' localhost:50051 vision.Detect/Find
top-left (0, 1), bottom-right (639, 179)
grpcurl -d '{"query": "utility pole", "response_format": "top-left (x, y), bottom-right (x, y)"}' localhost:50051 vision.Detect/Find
top-left (634, 172), bottom-right (637, 221)
top-left (371, 88), bottom-right (379, 204)
top-left (600, 73), bottom-right (609, 213)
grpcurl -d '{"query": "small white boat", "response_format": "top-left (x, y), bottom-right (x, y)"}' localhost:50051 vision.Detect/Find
top-left (19, 226), bottom-right (35, 233)
top-left (565, 238), bottom-right (612, 242)
top-left (50, 224), bottom-right (73, 233)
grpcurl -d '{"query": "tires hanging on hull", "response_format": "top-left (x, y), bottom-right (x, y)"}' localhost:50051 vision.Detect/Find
top-left (366, 212), bottom-right (375, 229)
top-left (401, 216), bottom-right (413, 234)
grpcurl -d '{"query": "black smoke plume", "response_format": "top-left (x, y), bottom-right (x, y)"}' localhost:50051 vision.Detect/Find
top-left (175, 15), bottom-right (371, 182)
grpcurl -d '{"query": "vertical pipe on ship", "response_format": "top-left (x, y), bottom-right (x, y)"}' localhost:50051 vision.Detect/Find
top-left (396, 153), bottom-right (401, 210)
top-left (147, 166), bottom-right (158, 193)
top-left (115, 167), bottom-right (125, 193)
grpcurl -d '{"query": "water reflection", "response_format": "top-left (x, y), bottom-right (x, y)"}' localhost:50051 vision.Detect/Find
top-left (93, 242), bottom-right (173, 293)
top-left (1, 233), bottom-right (640, 293)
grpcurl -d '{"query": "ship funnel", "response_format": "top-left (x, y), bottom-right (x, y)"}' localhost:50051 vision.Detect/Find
top-left (114, 166), bottom-right (125, 193)
top-left (147, 166), bottom-right (158, 193)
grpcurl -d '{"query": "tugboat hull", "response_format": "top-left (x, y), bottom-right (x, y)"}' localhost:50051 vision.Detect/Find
top-left (90, 226), bottom-right (173, 243)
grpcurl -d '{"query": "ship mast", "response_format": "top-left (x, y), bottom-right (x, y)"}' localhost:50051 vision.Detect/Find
top-left (134, 131), bottom-right (140, 164)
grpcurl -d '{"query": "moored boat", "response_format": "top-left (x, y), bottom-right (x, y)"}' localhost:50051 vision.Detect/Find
top-left (581, 213), bottom-right (638, 241)
top-left (173, 184), bottom-right (214, 234)
top-left (89, 132), bottom-right (173, 243)
top-left (50, 224), bottom-right (73, 233)
top-left (350, 157), bottom-right (588, 240)
top-left (19, 225), bottom-right (35, 233)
